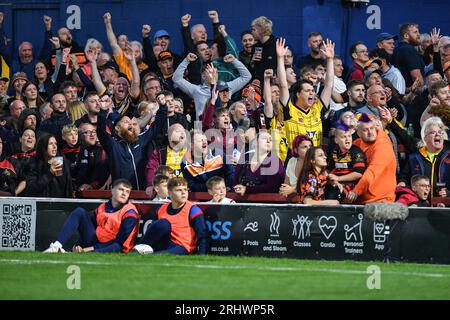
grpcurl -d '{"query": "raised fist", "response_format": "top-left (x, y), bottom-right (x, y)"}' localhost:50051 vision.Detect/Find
top-left (156, 93), bottom-right (166, 106)
top-left (264, 69), bottom-right (274, 79)
top-left (49, 37), bottom-right (60, 49)
top-left (223, 54), bottom-right (235, 63)
top-left (187, 53), bottom-right (198, 62)
top-left (142, 24), bottom-right (151, 38)
top-left (207, 10), bottom-right (219, 23)
top-left (181, 14), bottom-right (191, 27)
top-left (218, 24), bottom-right (227, 36)
top-left (103, 12), bottom-right (111, 24)
top-left (43, 15), bottom-right (52, 30)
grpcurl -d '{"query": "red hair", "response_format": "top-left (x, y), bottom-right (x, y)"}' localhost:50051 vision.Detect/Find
top-left (291, 134), bottom-right (313, 157)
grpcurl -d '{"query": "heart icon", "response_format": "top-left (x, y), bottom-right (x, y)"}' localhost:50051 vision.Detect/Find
top-left (319, 216), bottom-right (337, 240)
top-left (375, 223), bottom-right (384, 234)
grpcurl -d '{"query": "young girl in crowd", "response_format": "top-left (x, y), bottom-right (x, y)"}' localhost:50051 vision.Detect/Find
top-left (297, 146), bottom-right (340, 205)
top-left (279, 134), bottom-right (313, 197)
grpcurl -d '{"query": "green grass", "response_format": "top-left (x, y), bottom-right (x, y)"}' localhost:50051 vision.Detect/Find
top-left (1, 251), bottom-right (450, 300)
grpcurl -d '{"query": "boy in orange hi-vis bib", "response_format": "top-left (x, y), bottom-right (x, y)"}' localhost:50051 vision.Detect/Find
top-left (134, 177), bottom-right (209, 255)
top-left (43, 179), bottom-right (139, 253)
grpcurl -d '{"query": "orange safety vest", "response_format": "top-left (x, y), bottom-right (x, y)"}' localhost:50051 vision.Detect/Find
top-left (157, 201), bottom-right (199, 254)
top-left (95, 202), bottom-right (139, 253)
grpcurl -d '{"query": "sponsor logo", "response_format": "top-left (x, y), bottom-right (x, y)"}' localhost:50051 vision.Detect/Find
top-left (318, 216), bottom-right (337, 240)
top-left (206, 220), bottom-right (232, 240)
top-left (244, 221), bottom-right (259, 232)
top-left (344, 214), bottom-right (363, 242)
top-left (292, 215), bottom-right (313, 240)
top-left (270, 213), bottom-right (280, 237)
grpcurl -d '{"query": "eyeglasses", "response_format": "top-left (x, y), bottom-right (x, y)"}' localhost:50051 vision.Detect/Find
top-left (415, 184), bottom-right (431, 189)
top-left (82, 130), bottom-right (96, 136)
top-left (426, 130), bottom-right (444, 136)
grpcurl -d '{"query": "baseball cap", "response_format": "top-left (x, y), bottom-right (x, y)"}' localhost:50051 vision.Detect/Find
top-left (216, 80), bottom-right (229, 92)
top-left (0, 76), bottom-right (9, 83)
top-left (153, 29), bottom-right (170, 43)
top-left (443, 61), bottom-right (450, 73)
top-left (157, 51), bottom-right (174, 61)
top-left (364, 58), bottom-right (383, 69)
top-left (12, 72), bottom-right (28, 84)
top-left (376, 32), bottom-right (398, 43)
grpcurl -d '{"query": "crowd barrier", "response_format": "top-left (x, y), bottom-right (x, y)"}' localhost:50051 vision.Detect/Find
top-left (1, 197), bottom-right (449, 264)
top-left (76, 190), bottom-right (450, 206)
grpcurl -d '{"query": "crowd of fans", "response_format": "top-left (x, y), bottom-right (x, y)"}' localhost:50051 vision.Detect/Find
top-left (0, 9), bottom-right (449, 207)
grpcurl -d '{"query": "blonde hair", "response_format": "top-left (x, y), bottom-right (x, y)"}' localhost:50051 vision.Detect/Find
top-left (61, 124), bottom-right (78, 137)
top-left (84, 38), bottom-right (103, 56)
top-left (251, 16), bottom-right (273, 37)
top-left (137, 101), bottom-right (153, 114)
top-left (67, 100), bottom-right (87, 122)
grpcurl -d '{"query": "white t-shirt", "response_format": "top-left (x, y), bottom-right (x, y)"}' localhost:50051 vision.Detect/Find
top-left (207, 197), bottom-right (236, 204)
top-left (286, 157), bottom-right (298, 185)
top-left (330, 76), bottom-right (347, 111)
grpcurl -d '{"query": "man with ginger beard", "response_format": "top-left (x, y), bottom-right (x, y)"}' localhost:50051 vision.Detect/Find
top-left (96, 95), bottom-right (167, 190)
top-left (392, 23), bottom-right (425, 89)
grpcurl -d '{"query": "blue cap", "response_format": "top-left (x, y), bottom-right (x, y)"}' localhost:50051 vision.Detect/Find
top-left (376, 32), bottom-right (398, 43)
top-left (153, 29), bottom-right (170, 43)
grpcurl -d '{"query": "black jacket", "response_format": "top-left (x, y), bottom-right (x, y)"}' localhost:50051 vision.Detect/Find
top-left (251, 35), bottom-right (278, 85)
top-left (97, 105), bottom-right (167, 190)
top-left (22, 156), bottom-right (73, 198)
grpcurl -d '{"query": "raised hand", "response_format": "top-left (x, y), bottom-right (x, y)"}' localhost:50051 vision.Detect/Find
top-left (103, 12), bottom-right (111, 25)
top-left (156, 93), bottom-right (166, 106)
top-left (142, 24), bottom-right (151, 38)
top-left (123, 44), bottom-right (135, 62)
top-left (223, 54), bottom-right (235, 63)
top-left (276, 37), bottom-right (288, 58)
top-left (43, 15), bottom-right (52, 31)
top-left (210, 83), bottom-right (219, 105)
top-left (181, 14), bottom-right (191, 27)
top-left (431, 27), bottom-right (441, 47)
top-left (69, 54), bottom-right (79, 70)
top-left (218, 24), bottom-right (227, 37)
top-left (410, 77), bottom-right (422, 95)
top-left (207, 10), bottom-right (219, 23)
top-left (264, 69), bottom-right (274, 80)
top-left (86, 50), bottom-right (98, 63)
top-left (320, 38), bottom-right (335, 59)
top-left (186, 52), bottom-right (198, 62)
top-left (205, 63), bottom-right (218, 84)
top-left (379, 106), bottom-right (393, 124)
top-left (49, 37), bottom-right (60, 49)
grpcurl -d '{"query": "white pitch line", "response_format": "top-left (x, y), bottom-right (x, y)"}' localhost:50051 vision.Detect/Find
top-left (0, 258), bottom-right (448, 278)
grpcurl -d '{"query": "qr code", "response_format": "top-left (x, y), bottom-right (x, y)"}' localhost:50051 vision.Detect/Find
top-left (1, 202), bottom-right (35, 250)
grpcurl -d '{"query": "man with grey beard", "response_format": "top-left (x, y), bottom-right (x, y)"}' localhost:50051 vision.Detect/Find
top-left (96, 96), bottom-right (167, 190)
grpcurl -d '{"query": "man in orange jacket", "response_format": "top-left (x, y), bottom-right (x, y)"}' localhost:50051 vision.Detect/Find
top-left (133, 177), bottom-right (209, 255)
top-left (44, 178), bottom-right (139, 253)
top-left (346, 113), bottom-right (397, 204)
